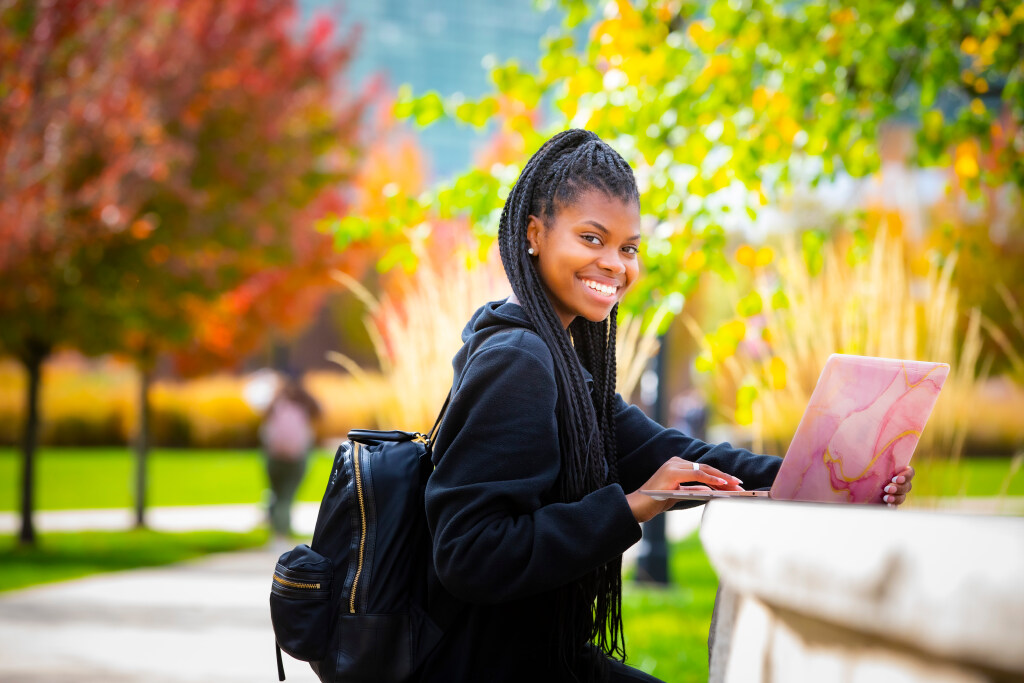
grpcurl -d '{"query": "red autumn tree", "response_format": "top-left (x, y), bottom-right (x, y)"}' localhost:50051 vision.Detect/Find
top-left (0, 0), bottom-right (367, 542)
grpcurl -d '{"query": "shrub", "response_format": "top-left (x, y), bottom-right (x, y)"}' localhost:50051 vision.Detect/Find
top-left (0, 355), bottom-right (379, 448)
top-left (328, 237), bottom-right (510, 432)
top-left (687, 228), bottom-right (1024, 459)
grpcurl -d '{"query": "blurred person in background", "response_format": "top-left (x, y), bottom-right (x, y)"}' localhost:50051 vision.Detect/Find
top-left (260, 372), bottom-right (321, 542)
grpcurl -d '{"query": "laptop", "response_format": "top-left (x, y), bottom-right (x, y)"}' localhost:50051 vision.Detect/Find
top-left (641, 354), bottom-right (950, 504)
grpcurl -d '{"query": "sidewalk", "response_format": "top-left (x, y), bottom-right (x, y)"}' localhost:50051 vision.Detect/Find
top-left (0, 502), bottom-right (321, 536)
top-left (0, 504), bottom-right (704, 682)
top-left (0, 545), bottom-right (322, 683)
top-left (14, 497), bottom-right (1017, 682)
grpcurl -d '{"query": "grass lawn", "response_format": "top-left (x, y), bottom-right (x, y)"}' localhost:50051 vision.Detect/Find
top-left (622, 533), bottom-right (718, 682)
top-left (0, 527), bottom-right (268, 592)
top-left (0, 447), bottom-right (334, 510)
top-left (2, 447), bottom-right (1022, 512)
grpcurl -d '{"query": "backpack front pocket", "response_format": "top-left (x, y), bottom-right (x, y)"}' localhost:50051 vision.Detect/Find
top-left (270, 545), bottom-right (333, 662)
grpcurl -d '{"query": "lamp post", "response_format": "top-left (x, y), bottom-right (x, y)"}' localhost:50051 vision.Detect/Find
top-left (635, 335), bottom-right (670, 584)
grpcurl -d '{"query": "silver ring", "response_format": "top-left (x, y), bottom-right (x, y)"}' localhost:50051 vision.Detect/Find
top-left (693, 463), bottom-right (700, 472)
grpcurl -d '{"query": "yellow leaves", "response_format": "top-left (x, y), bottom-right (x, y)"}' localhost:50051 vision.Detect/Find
top-left (708, 55), bottom-right (732, 77)
top-left (735, 244), bottom-right (756, 267)
top-left (736, 244), bottom-right (775, 268)
top-left (613, 0), bottom-right (642, 26)
top-left (961, 32), bottom-right (1002, 69)
top-left (710, 168), bottom-right (730, 191)
top-left (954, 141), bottom-right (980, 179)
top-left (970, 98), bottom-right (986, 117)
top-left (768, 91), bottom-right (791, 117)
top-left (752, 86), bottom-right (769, 112)
top-left (768, 356), bottom-right (787, 390)
top-left (591, 5), bottom-right (669, 86)
top-left (735, 384), bottom-right (757, 425)
top-left (980, 34), bottom-right (1000, 59)
top-left (655, 0), bottom-right (675, 24)
top-left (556, 94), bottom-right (578, 121)
top-left (684, 249), bottom-right (707, 271)
top-left (687, 20), bottom-right (715, 52)
top-left (824, 31), bottom-right (843, 56)
top-left (757, 185), bottom-right (769, 206)
top-left (777, 116), bottom-right (800, 144)
top-left (722, 319), bottom-right (746, 341)
top-left (830, 7), bottom-right (857, 25)
top-left (695, 54), bottom-right (733, 91)
top-left (751, 88), bottom-right (795, 151)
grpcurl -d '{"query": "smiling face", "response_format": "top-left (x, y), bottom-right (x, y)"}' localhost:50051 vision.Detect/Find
top-left (526, 189), bottom-right (642, 328)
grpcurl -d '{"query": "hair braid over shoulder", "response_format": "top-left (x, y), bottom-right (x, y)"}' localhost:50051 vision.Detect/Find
top-left (497, 129), bottom-right (640, 676)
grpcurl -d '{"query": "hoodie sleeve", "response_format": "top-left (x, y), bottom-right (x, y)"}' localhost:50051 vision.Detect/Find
top-left (613, 394), bottom-right (782, 494)
top-left (425, 336), bottom-right (642, 604)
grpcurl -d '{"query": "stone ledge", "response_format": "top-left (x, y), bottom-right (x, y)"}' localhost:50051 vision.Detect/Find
top-left (700, 499), bottom-right (1024, 677)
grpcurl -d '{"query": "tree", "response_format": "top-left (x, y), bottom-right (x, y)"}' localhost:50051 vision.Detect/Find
top-left (0, 0), bottom-right (367, 542)
top-left (325, 0), bottom-right (1022, 325)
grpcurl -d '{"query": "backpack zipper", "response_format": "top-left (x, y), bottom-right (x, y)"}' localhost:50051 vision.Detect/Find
top-left (273, 575), bottom-right (322, 590)
top-left (349, 444), bottom-right (367, 613)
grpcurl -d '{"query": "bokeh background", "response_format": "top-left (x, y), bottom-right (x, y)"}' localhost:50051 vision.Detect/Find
top-left (2, 1), bottom-right (1023, 680)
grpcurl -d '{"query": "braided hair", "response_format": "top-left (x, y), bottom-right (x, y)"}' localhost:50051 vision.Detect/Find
top-left (497, 129), bottom-right (641, 678)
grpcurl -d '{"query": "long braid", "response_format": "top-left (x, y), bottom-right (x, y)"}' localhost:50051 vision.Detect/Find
top-left (497, 129), bottom-right (640, 678)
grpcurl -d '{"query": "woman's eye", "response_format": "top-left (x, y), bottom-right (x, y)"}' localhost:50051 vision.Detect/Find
top-left (582, 234), bottom-right (602, 245)
top-left (622, 244), bottom-right (640, 256)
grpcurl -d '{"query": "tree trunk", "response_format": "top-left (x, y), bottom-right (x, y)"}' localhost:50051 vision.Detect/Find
top-left (134, 364), bottom-right (152, 529)
top-left (18, 342), bottom-right (49, 547)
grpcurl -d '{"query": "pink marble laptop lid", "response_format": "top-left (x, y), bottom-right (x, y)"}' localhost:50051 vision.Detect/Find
top-left (771, 354), bottom-right (949, 504)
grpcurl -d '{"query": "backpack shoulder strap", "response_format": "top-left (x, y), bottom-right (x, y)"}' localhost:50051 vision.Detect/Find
top-left (426, 390), bottom-right (452, 449)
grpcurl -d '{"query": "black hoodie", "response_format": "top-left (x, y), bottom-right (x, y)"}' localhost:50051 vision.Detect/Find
top-left (415, 300), bottom-right (781, 681)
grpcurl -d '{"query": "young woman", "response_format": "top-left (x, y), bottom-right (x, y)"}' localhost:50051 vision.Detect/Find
top-left (416, 129), bottom-right (914, 682)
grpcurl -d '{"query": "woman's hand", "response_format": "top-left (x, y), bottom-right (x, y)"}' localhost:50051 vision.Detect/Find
top-left (883, 465), bottom-right (915, 508)
top-left (625, 457), bottom-right (744, 524)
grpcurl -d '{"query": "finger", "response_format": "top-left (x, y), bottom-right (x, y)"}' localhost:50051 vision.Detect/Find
top-left (882, 484), bottom-right (912, 498)
top-left (682, 461), bottom-right (744, 487)
top-left (676, 466), bottom-right (731, 489)
top-left (883, 492), bottom-right (907, 506)
top-left (890, 465), bottom-right (915, 486)
top-left (883, 477), bottom-right (914, 497)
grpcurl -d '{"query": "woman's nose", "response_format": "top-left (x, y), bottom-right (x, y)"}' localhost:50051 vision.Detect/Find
top-left (598, 250), bottom-right (627, 274)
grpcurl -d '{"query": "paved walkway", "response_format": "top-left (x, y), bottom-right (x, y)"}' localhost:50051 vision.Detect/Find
top-left (0, 502), bottom-right (322, 536)
top-left (0, 503), bottom-right (704, 682)
top-left (0, 545), bottom-right (323, 683)
top-left (4, 498), bottom-right (1017, 682)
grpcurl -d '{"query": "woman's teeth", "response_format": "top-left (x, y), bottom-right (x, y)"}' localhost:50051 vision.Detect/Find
top-left (582, 279), bottom-right (616, 296)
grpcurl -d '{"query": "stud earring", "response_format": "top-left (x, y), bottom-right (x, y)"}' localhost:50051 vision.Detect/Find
top-left (528, 247), bottom-right (535, 256)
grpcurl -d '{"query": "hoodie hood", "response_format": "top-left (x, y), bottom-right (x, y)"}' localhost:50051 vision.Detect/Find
top-left (461, 298), bottom-right (535, 343)
top-left (457, 298), bottom-right (593, 386)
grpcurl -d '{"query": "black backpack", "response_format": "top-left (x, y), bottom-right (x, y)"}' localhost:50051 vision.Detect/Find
top-left (269, 397), bottom-right (452, 682)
